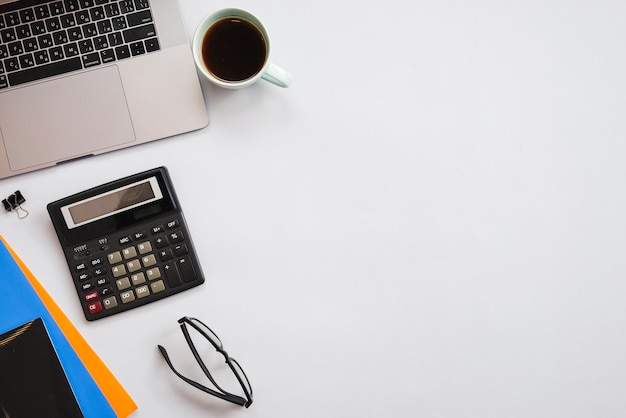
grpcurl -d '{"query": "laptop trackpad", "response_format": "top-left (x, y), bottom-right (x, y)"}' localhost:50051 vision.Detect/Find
top-left (0, 66), bottom-right (135, 172)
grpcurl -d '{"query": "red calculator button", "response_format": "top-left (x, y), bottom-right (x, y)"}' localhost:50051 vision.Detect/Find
top-left (88, 301), bottom-right (103, 314)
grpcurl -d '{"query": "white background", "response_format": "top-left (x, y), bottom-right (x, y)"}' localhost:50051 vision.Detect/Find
top-left (2, 0), bottom-right (626, 417)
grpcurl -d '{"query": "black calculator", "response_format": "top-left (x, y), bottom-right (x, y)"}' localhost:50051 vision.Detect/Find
top-left (47, 167), bottom-right (205, 320)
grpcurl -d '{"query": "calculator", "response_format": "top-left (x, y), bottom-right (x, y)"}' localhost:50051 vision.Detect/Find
top-left (47, 167), bottom-right (205, 320)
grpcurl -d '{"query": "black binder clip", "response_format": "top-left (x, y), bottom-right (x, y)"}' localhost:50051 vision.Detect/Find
top-left (2, 190), bottom-right (29, 219)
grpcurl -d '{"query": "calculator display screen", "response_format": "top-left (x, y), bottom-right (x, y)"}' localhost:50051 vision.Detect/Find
top-left (61, 177), bottom-right (163, 229)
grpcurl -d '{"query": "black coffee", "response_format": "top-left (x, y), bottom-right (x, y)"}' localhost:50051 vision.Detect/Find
top-left (201, 17), bottom-right (267, 82)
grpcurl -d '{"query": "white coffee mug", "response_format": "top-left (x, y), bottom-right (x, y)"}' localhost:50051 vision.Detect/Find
top-left (192, 8), bottom-right (292, 89)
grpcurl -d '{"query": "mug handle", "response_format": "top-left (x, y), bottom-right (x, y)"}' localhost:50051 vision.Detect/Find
top-left (262, 62), bottom-right (293, 88)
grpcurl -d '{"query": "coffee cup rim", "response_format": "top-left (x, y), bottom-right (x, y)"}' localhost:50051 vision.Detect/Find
top-left (192, 8), bottom-right (272, 89)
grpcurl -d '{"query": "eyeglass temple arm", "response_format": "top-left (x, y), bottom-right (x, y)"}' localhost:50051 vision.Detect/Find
top-left (157, 345), bottom-right (247, 407)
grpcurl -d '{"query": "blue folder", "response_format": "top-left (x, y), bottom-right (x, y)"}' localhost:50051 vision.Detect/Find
top-left (0, 240), bottom-right (116, 417)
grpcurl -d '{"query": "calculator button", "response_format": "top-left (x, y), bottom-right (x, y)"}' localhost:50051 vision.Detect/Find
top-left (154, 235), bottom-right (169, 248)
top-left (96, 276), bottom-right (110, 286)
top-left (75, 262), bottom-right (88, 272)
top-left (173, 244), bottom-right (188, 257)
top-left (158, 248), bottom-right (173, 262)
top-left (126, 259), bottom-right (141, 272)
top-left (166, 219), bottom-right (180, 229)
top-left (146, 267), bottom-right (161, 280)
top-left (111, 264), bottom-right (126, 277)
top-left (133, 231), bottom-right (147, 240)
top-left (101, 286), bottom-right (114, 296)
top-left (178, 257), bottom-right (197, 282)
top-left (120, 290), bottom-right (135, 303)
top-left (136, 285), bottom-right (150, 299)
top-left (142, 254), bottom-right (157, 267)
top-left (107, 251), bottom-right (122, 264)
top-left (164, 262), bottom-right (182, 287)
top-left (152, 225), bottom-right (165, 234)
top-left (116, 277), bottom-right (131, 290)
top-left (78, 272), bottom-right (91, 281)
top-left (88, 301), bottom-right (103, 314)
top-left (137, 241), bottom-right (152, 254)
top-left (150, 280), bottom-right (165, 293)
top-left (103, 296), bottom-right (118, 309)
top-left (169, 231), bottom-right (184, 243)
top-left (93, 266), bottom-right (107, 277)
top-left (82, 282), bottom-right (95, 291)
top-left (119, 235), bottom-right (132, 245)
top-left (131, 272), bottom-right (146, 285)
top-left (91, 257), bottom-right (104, 267)
top-left (85, 291), bottom-right (99, 301)
top-left (122, 246), bottom-right (137, 259)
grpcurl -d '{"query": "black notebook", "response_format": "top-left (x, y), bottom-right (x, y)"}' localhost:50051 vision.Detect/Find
top-left (0, 318), bottom-right (84, 418)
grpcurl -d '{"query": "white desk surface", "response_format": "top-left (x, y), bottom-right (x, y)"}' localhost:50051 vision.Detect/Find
top-left (2, 1), bottom-right (626, 417)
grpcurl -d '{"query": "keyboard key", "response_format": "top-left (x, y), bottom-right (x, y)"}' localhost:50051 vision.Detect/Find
top-left (15, 24), bottom-right (30, 39)
top-left (82, 22), bottom-right (97, 37)
top-left (68, 27), bottom-right (82, 41)
top-left (145, 37), bottom-right (159, 52)
top-left (49, 46), bottom-right (64, 60)
top-left (122, 23), bottom-right (155, 42)
top-left (5, 12), bottom-right (20, 27)
top-left (82, 51), bottom-right (100, 67)
top-left (63, 42), bottom-right (79, 56)
top-left (100, 49), bottom-right (115, 64)
top-left (31, 21), bottom-right (47, 35)
top-left (104, 3), bottom-right (120, 17)
top-left (19, 54), bottom-right (35, 68)
top-left (8, 41), bottom-right (23, 56)
top-left (60, 13), bottom-right (77, 28)
top-left (50, 1), bottom-right (65, 16)
top-left (1, 28), bottom-right (16, 43)
top-left (78, 38), bottom-right (94, 53)
top-left (0, 45), bottom-right (7, 59)
top-left (34, 5), bottom-right (51, 20)
top-left (75, 10), bottom-right (90, 24)
top-left (7, 56), bottom-right (81, 86)
top-left (45, 17), bottom-right (61, 32)
top-left (90, 6), bottom-right (105, 21)
top-left (64, 0), bottom-right (80, 12)
top-left (129, 41), bottom-right (144, 56)
top-left (23, 38), bottom-right (38, 52)
top-left (38, 34), bottom-right (54, 48)
top-left (126, 10), bottom-right (152, 27)
top-left (52, 29), bottom-right (68, 45)
top-left (19, 9), bottom-right (35, 24)
top-left (4, 57), bottom-right (19, 72)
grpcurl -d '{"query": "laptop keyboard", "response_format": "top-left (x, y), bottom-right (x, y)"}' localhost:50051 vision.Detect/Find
top-left (0, 0), bottom-right (160, 89)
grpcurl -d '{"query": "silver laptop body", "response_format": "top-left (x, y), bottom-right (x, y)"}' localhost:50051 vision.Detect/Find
top-left (0, 0), bottom-right (208, 179)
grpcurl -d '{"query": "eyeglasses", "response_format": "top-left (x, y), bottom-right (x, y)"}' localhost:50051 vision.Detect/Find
top-left (158, 317), bottom-right (253, 408)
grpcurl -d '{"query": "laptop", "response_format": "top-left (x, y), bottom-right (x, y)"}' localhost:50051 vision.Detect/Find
top-left (0, 0), bottom-right (208, 180)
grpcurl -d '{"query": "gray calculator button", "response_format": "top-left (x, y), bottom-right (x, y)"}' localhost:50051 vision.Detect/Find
top-left (137, 241), bottom-right (152, 254)
top-left (107, 251), bottom-right (122, 264)
top-left (116, 277), bottom-right (131, 290)
top-left (103, 296), bottom-right (118, 309)
top-left (142, 254), bottom-right (157, 268)
top-left (126, 259), bottom-right (141, 273)
top-left (122, 246), bottom-right (137, 259)
top-left (131, 272), bottom-right (146, 285)
top-left (111, 264), bottom-right (126, 277)
top-left (150, 280), bottom-right (165, 293)
top-left (120, 290), bottom-right (136, 304)
top-left (146, 267), bottom-right (161, 280)
top-left (136, 285), bottom-right (150, 299)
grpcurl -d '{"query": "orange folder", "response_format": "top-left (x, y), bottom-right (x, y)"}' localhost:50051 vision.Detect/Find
top-left (1, 235), bottom-right (137, 417)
